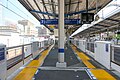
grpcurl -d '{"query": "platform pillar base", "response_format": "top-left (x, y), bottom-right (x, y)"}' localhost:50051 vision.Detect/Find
top-left (56, 62), bottom-right (67, 68)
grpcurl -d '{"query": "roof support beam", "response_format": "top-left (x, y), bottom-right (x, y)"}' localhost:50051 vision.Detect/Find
top-left (74, 0), bottom-right (80, 18)
top-left (106, 18), bottom-right (120, 22)
top-left (65, 6), bottom-right (101, 17)
top-left (51, 0), bottom-right (56, 18)
top-left (33, 0), bottom-right (45, 19)
top-left (30, 10), bottom-right (57, 17)
top-left (102, 21), bottom-right (116, 25)
top-left (20, 0), bottom-right (52, 31)
top-left (25, 0), bottom-right (42, 20)
top-left (96, 24), bottom-right (110, 27)
top-left (92, 27), bottom-right (102, 30)
top-left (68, 0), bottom-right (71, 13)
top-left (30, 7), bottom-right (101, 18)
top-left (86, 0), bottom-right (88, 13)
top-left (75, 1), bottom-right (80, 12)
top-left (65, 1), bottom-right (82, 5)
top-left (41, 0), bottom-right (50, 19)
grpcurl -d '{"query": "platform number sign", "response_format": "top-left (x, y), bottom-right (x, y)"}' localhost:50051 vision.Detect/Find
top-left (106, 44), bottom-right (109, 52)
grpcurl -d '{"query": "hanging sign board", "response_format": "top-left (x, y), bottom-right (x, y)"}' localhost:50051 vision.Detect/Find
top-left (40, 19), bottom-right (81, 25)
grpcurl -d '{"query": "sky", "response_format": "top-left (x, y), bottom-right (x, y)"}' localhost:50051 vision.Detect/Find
top-left (0, 0), bottom-right (40, 26)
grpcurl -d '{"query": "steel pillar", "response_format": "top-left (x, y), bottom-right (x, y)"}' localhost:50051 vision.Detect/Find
top-left (56, 0), bottom-right (67, 67)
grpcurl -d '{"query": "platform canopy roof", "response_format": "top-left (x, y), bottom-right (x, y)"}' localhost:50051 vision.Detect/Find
top-left (82, 12), bottom-right (120, 37)
top-left (71, 0), bottom-right (120, 37)
top-left (18, 0), bottom-right (111, 34)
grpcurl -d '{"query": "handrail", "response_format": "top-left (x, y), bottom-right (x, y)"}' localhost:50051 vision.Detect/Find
top-left (6, 41), bottom-right (46, 49)
top-left (6, 40), bottom-right (54, 70)
top-left (111, 45), bottom-right (120, 48)
top-left (86, 42), bottom-right (94, 43)
top-left (6, 43), bottom-right (32, 50)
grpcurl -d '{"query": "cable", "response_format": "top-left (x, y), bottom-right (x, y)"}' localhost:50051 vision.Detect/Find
top-left (7, 0), bottom-right (35, 21)
top-left (0, 3), bottom-right (26, 19)
top-left (8, 0), bottom-right (27, 16)
top-left (0, 1), bottom-right (39, 24)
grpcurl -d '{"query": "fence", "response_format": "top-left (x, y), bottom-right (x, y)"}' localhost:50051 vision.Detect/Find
top-left (6, 40), bottom-right (53, 70)
top-left (6, 40), bottom-right (54, 77)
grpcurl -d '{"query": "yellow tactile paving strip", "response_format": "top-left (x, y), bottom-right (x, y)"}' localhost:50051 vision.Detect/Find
top-left (91, 69), bottom-right (116, 80)
top-left (82, 60), bottom-right (95, 68)
top-left (13, 48), bottom-right (51, 80)
top-left (13, 68), bottom-right (38, 80)
top-left (71, 45), bottom-right (116, 80)
top-left (72, 45), bottom-right (95, 68)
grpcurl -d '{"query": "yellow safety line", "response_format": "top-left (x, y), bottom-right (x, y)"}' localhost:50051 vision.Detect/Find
top-left (71, 45), bottom-right (116, 80)
top-left (13, 47), bottom-right (51, 80)
top-left (91, 69), bottom-right (116, 80)
top-left (26, 60), bottom-right (39, 67)
top-left (71, 45), bottom-right (95, 68)
top-left (82, 60), bottom-right (95, 68)
top-left (13, 67), bottom-right (38, 80)
top-left (76, 52), bottom-right (90, 60)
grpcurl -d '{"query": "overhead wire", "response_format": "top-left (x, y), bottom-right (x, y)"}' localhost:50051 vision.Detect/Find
top-left (0, 3), bottom-right (26, 20)
top-left (8, 0), bottom-right (39, 23)
top-left (0, 0), bottom-right (39, 24)
top-left (8, 0), bottom-right (28, 17)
